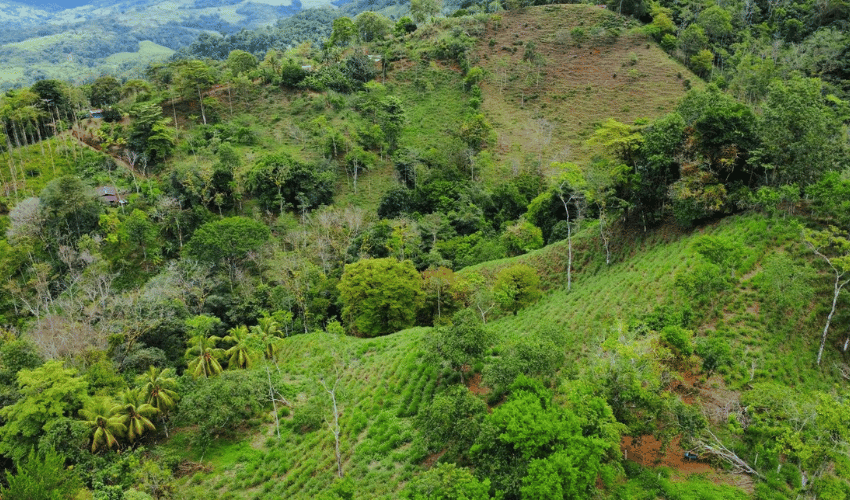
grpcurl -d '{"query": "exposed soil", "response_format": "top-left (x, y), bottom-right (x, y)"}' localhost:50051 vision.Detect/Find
top-left (473, 4), bottom-right (697, 166)
top-left (621, 434), bottom-right (711, 474)
top-left (422, 447), bottom-right (448, 468)
top-left (467, 371), bottom-right (490, 397)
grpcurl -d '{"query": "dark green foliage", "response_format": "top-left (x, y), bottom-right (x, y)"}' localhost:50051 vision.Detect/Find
top-left (89, 76), bottom-right (122, 107)
top-left (394, 17), bottom-right (417, 36)
top-left (417, 385), bottom-right (487, 458)
top-left (302, 65), bottom-right (357, 93)
top-left (279, 60), bottom-right (308, 88)
top-left (659, 325), bottom-right (693, 357)
top-left (429, 309), bottom-right (492, 382)
top-left (756, 76), bottom-right (848, 186)
top-left (338, 258), bottom-right (424, 336)
top-left (0, 447), bottom-right (81, 500)
top-left (182, 217), bottom-right (270, 281)
top-left (127, 102), bottom-right (174, 165)
top-left (244, 152), bottom-right (335, 213)
top-left (695, 337), bottom-right (732, 377)
top-left (343, 51), bottom-right (377, 87)
top-left (0, 339), bottom-right (43, 407)
top-left (484, 328), bottom-right (565, 388)
top-left (174, 369), bottom-right (267, 447)
top-left (39, 175), bottom-right (101, 247)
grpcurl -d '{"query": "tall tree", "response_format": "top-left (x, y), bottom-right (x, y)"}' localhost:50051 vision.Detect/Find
top-left (175, 60), bottom-right (216, 125)
top-left (223, 325), bottom-right (253, 369)
top-left (338, 258), bottom-right (424, 336)
top-left (183, 217), bottom-right (270, 289)
top-left (0, 361), bottom-right (88, 463)
top-left (185, 315), bottom-right (225, 379)
top-left (79, 397), bottom-right (125, 453)
top-left (112, 388), bottom-right (158, 444)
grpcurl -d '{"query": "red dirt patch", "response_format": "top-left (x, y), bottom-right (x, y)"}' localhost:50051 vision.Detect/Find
top-left (422, 447), bottom-right (448, 468)
top-left (621, 434), bottom-right (711, 474)
top-left (467, 372), bottom-right (490, 396)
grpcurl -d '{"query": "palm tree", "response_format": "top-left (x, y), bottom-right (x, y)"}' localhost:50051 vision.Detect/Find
top-left (250, 316), bottom-right (283, 361)
top-left (224, 325), bottom-right (252, 369)
top-left (112, 388), bottom-right (158, 444)
top-left (138, 366), bottom-right (178, 414)
top-left (80, 398), bottom-right (126, 453)
top-left (137, 366), bottom-right (178, 438)
top-left (186, 333), bottom-right (224, 379)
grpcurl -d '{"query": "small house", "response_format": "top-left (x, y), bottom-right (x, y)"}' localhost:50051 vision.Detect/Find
top-left (95, 186), bottom-right (127, 206)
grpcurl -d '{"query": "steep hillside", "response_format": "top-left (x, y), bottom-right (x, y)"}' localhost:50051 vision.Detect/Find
top-left (473, 4), bottom-right (699, 169)
top-left (167, 213), bottom-right (840, 499)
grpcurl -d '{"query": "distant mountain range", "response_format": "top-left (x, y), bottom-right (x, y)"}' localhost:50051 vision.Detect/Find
top-left (0, 0), bottom-right (352, 90)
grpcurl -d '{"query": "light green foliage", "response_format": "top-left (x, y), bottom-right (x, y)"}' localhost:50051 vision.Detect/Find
top-left (493, 263), bottom-right (541, 315)
top-left (692, 235), bottom-right (745, 278)
top-left (112, 388), bottom-right (158, 443)
top-left (355, 12), bottom-right (392, 43)
top-left (223, 325), bottom-right (252, 369)
top-left (690, 49), bottom-right (714, 75)
top-left (328, 17), bottom-right (356, 48)
top-left (0, 361), bottom-right (88, 462)
top-left (586, 118), bottom-right (643, 164)
top-left (803, 225), bottom-right (850, 364)
top-left (226, 50), bottom-right (258, 77)
top-left (402, 463), bottom-right (491, 500)
top-left (756, 254), bottom-right (814, 326)
top-left (137, 366), bottom-right (178, 416)
top-left (79, 397), bottom-right (125, 453)
top-left (410, 0), bottom-right (443, 23)
top-left (0, 447), bottom-right (82, 500)
top-left (471, 376), bottom-right (615, 499)
top-left (500, 219), bottom-right (544, 256)
top-left (338, 258), bottom-right (425, 337)
top-left (743, 383), bottom-right (850, 481)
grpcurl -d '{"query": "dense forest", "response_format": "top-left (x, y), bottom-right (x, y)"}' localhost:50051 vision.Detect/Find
top-left (0, 0), bottom-right (848, 498)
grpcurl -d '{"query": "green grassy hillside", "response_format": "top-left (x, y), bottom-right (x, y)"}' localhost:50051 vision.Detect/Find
top-left (167, 213), bottom-right (843, 499)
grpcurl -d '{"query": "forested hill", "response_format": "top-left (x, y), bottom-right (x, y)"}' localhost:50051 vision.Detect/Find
top-left (0, 2), bottom-right (849, 499)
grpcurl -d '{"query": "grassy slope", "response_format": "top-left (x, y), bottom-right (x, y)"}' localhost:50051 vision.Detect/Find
top-left (473, 4), bottom-right (701, 173)
top-left (170, 213), bottom-right (843, 498)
